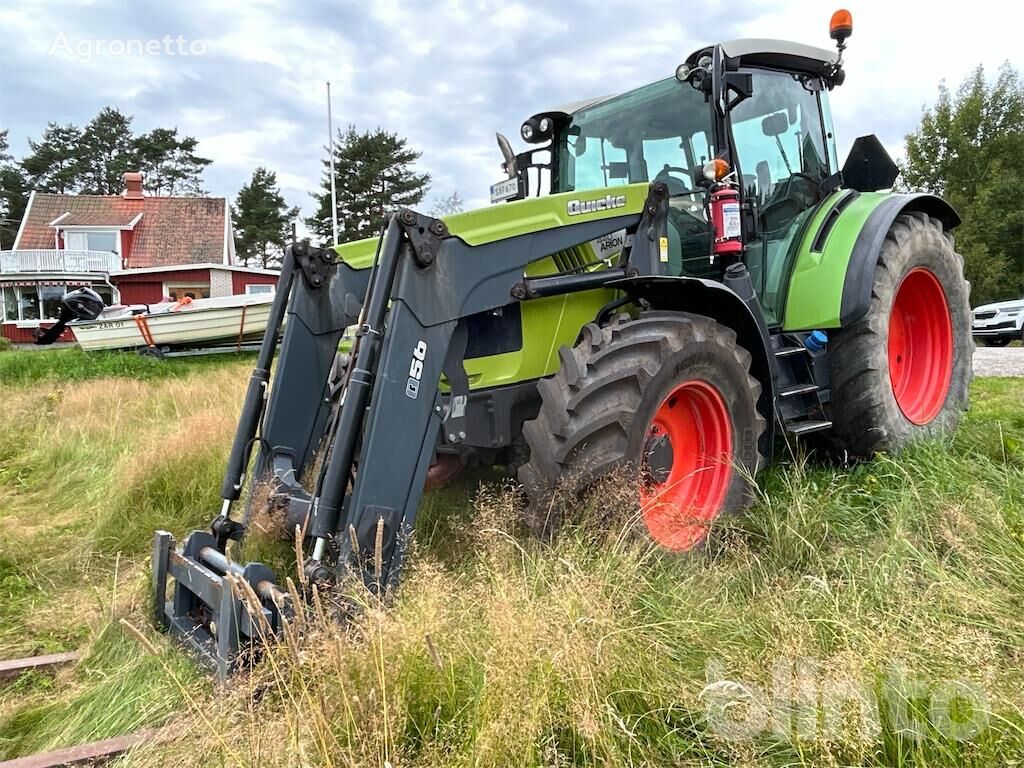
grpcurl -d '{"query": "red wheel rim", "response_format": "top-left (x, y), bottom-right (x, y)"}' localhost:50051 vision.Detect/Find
top-left (639, 380), bottom-right (733, 551)
top-left (888, 268), bottom-right (953, 425)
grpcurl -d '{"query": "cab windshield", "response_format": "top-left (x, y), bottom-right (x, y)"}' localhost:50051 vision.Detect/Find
top-left (555, 77), bottom-right (714, 194)
top-left (555, 77), bottom-right (716, 277)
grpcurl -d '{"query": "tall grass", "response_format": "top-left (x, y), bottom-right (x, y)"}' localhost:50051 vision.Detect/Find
top-left (1, 348), bottom-right (1022, 766)
top-left (0, 357), bottom-right (247, 655)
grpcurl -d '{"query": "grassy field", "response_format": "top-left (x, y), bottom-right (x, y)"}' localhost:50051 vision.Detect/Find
top-left (1, 348), bottom-right (1023, 766)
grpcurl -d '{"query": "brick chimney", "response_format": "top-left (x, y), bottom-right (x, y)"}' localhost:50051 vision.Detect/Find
top-left (123, 172), bottom-right (144, 199)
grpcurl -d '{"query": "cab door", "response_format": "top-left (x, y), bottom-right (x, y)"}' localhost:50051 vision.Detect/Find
top-left (729, 69), bottom-right (835, 325)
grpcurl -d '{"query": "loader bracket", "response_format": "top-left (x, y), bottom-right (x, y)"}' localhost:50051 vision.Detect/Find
top-left (441, 321), bottom-right (470, 443)
top-left (294, 240), bottom-right (337, 289)
top-left (396, 209), bottom-right (449, 268)
top-left (153, 530), bottom-right (287, 679)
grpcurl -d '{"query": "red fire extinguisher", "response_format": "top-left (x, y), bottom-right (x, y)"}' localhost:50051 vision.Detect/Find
top-left (709, 183), bottom-right (743, 262)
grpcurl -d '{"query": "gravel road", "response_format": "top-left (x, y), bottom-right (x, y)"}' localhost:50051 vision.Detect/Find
top-left (973, 346), bottom-right (1024, 377)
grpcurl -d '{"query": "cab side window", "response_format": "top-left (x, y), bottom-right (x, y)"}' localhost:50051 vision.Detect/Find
top-left (730, 70), bottom-right (829, 231)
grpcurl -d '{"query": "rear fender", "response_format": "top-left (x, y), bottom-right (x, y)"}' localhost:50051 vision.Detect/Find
top-left (782, 191), bottom-right (960, 331)
top-left (611, 275), bottom-right (776, 457)
top-left (838, 193), bottom-right (960, 325)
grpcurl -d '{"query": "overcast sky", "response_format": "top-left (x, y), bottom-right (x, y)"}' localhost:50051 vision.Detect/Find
top-left (1, 0), bottom-right (1021, 224)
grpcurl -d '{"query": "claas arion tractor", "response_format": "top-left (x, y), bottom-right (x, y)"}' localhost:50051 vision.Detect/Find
top-left (149, 12), bottom-right (972, 675)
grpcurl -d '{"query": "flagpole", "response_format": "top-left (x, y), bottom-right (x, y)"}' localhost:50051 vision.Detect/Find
top-left (327, 80), bottom-right (339, 244)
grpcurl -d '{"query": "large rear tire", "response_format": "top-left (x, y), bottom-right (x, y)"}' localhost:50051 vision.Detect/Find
top-left (518, 312), bottom-right (765, 551)
top-left (826, 212), bottom-right (972, 455)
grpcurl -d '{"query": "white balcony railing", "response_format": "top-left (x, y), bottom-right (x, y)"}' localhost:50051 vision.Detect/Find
top-left (0, 249), bottom-right (122, 274)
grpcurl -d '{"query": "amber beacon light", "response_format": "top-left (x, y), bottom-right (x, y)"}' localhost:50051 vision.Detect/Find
top-left (830, 9), bottom-right (853, 43)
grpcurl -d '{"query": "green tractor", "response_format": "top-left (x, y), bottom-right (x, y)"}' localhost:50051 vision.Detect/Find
top-left (148, 11), bottom-right (971, 674)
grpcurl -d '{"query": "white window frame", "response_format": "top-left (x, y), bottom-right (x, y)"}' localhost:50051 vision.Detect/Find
top-left (62, 227), bottom-right (122, 255)
top-left (2, 285), bottom-right (43, 323)
top-left (2, 285), bottom-right (21, 322)
top-left (244, 283), bottom-right (275, 295)
top-left (1, 283), bottom-right (116, 323)
top-left (162, 281), bottom-right (211, 301)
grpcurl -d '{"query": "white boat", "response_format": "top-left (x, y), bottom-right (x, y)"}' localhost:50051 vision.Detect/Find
top-left (72, 293), bottom-right (276, 352)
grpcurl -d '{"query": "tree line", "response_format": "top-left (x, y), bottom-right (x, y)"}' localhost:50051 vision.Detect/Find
top-left (900, 62), bottom-right (1023, 306)
top-left (0, 107), bottom-right (212, 248)
top-left (232, 125), bottom-right (463, 268)
top-left (0, 110), bottom-right (451, 268)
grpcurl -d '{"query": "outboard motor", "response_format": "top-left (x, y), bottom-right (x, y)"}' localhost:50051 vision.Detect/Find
top-left (34, 287), bottom-right (106, 345)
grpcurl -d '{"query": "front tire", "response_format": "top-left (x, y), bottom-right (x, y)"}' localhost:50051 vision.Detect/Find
top-left (518, 312), bottom-right (765, 551)
top-left (826, 212), bottom-right (972, 455)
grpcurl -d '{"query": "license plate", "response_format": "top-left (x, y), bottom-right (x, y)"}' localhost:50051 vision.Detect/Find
top-left (490, 177), bottom-right (520, 204)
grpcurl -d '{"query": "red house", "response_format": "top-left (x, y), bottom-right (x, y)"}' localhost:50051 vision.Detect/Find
top-left (2, 172), bottom-right (279, 343)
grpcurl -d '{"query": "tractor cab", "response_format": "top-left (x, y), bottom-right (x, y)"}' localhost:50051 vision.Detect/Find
top-left (546, 78), bottom-right (718, 281)
top-left (501, 35), bottom-right (849, 326)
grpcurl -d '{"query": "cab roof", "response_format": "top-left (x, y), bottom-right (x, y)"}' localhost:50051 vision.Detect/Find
top-left (529, 38), bottom-right (837, 124)
top-left (685, 38), bottom-right (837, 74)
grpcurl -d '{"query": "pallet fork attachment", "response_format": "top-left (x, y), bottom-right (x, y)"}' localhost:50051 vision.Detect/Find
top-left (153, 184), bottom-right (671, 676)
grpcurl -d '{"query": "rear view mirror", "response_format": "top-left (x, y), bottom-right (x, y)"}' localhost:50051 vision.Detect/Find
top-left (495, 133), bottom-right (517, 178)
top-left (572, 135), bottom-right (588, 157)
top-left (606, 161), bottom-right (629, 180)
top-left (761, 112), bottom-right (789, 137)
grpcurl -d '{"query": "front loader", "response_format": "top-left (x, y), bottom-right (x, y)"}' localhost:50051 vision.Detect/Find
top-left (150, 11), bottom-right (972, 675)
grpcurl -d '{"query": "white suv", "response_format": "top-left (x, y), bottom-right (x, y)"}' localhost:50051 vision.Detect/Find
top-left (972, 298), bottom-right (1024, 347)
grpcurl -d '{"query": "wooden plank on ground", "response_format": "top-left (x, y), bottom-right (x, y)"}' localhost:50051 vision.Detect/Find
top-left (0, 652), bottom-right (80, 682)
top-left (0, 730), bottom-right (158, 768)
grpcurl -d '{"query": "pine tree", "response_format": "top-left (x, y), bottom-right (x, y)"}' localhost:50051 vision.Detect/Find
top-left (78, 107), bottom-right (138, 195)
top-left (21, 122), bottom-right (86, 193)
top-left (0, 131), bottom-right (30, 249)
top-left (901, 63), bottom-right (1024, 304)
top-left (135, 127), bottom-right (211, 195)
top-left (307, 126), bottom-right (430, 243)
top-left (233, 167), bottom-right (298, 268)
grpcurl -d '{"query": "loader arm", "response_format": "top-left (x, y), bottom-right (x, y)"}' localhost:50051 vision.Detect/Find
top-left (153, 183), bottom-right (670, 675)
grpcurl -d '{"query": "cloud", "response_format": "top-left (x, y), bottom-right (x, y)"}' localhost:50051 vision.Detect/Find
top-left (0, 0), bottom-right (1021, 223)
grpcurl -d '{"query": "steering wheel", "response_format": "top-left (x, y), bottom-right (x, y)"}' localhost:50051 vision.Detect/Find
top-left (653, 165), bottom-right (693, 196)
